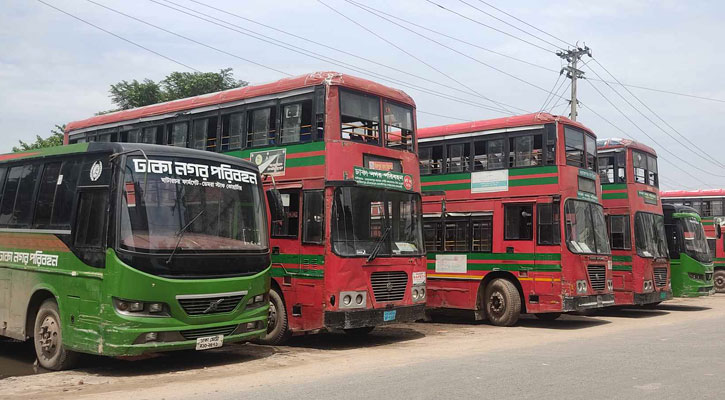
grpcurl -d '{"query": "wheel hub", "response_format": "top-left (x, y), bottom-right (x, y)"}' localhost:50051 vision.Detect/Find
top-left (715, 275), bottom-right (725, 289)
top-left (489, 292), bottom-right (505, 315)
top-left (267, 301), bottom-right (277, 332)
top-left (37, 316), bottom-right (59, 357)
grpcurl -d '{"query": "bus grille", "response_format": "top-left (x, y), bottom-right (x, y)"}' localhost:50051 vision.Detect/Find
top-left (178, 294), bottom-right (245, 316)
top-left (370, 271), bottom-right (408, 302)
top-left (180, 324), bottom-right (238, 340)
top-left (653, 268), bottom-right (668, 287)
top-left (587, 265), bottom-right (606, 291)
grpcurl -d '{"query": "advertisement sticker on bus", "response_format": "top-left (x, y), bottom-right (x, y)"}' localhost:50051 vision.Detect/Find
top-left (250, 148), bottom-right (286, 176)
top-left (435, 254), bottom-right (467, 273)
top-left (471, 170), bottom-right (508, 193)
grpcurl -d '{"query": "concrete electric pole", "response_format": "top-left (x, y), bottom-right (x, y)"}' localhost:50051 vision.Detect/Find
top-left (557, 46), bottom-right (591, 121)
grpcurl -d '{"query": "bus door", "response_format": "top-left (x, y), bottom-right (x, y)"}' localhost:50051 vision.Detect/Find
top-left (532, 198), bottom-right (561, 297)
top-left (500, 200), bottom-right (536, 282)
top-left (297, 189), bottom-right (325, 330)
top-left (269, 188), bottom-right (303, 324)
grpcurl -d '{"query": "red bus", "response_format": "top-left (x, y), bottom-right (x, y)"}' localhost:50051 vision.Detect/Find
top-left (64, 72), bottom-right (427, 343)
top-left (661, 189), bottom-right (723, 292)
top-left (418, 113), bottom-right (614, 326)
top-left (597, 138), bottom-right (672, 305)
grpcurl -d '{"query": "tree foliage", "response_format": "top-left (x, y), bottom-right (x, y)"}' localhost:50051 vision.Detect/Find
top-left (13, 124), bottom-right (66, 152)
top-left (108, 68), bottom-right (247, 110)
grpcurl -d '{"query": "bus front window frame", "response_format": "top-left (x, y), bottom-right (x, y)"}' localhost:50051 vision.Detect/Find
top-left (564, 199), bottom-right (611, 255)
top-left (339, 88), bottom-right (381, 146)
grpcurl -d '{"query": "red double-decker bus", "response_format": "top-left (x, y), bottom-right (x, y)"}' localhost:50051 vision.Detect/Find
top-left (418, 113), bottom-right (614, 326)
top-left (597, 138), bottom-right (672, 306)
top-left (64, 72), bottom-right (426, 343)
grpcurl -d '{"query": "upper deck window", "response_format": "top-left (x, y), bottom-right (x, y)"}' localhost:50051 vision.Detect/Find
top-left (509, 134), bottom-right (543, 168)
top-left (384, 101), bottom-right (414, 152)
top-left (473, 138), bottom-right (505, 171)
top-left (419, 145), bottom-right (444, 175)
top-left (340, 89), bottom-right (381, 145)
top-left (447, 143), bottom-right (470, 173)
top-left (247, 107), bottom-right (277, 148)
top-left (564, 126), bottom-right (596, 171)
top-left (633, 150), bottom-right (658, 187)
top-left (598, 151), bottom-right (626, 184)
top-left (281, 100), bottom-right (313, 144)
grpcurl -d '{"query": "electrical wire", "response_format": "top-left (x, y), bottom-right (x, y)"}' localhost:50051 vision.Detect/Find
top-left (539, 71), bottom-right (564, 112)
top-left (418, 110), bottom-right (471, 122)
top-left (475, 0), bottom-right (574, 48)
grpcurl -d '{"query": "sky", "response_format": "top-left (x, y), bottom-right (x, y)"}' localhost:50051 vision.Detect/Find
top-left (1, 0), bottom-right (724, 190)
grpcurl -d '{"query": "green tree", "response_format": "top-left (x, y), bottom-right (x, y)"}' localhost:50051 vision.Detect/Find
top-left (107, 68), bottom-right (247, 111)
top-left (13, 124), bottom-right (66, 152)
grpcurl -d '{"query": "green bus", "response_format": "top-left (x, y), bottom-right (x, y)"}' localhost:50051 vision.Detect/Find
top-left (0, 143), bottom-right (270, 370)
top-left (662, 204), bottom-right (714, 297)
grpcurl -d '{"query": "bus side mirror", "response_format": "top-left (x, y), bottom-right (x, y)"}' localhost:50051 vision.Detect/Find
top-left (267, 189), bottom-right (285, 223)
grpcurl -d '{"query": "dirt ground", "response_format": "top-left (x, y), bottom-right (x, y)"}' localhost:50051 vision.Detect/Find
top-left (1, 296), bottom-right (722, 400)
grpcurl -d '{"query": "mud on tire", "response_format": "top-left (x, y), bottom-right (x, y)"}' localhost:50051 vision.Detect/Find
top-left (33, 299), bottom-right (79, 371)
top-left (483, 278), bottom-right (521, 327)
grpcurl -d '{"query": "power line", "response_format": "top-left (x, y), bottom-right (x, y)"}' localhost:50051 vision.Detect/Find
top-left (318, 0), bottom-right (514, 114)
top-left (37, 0), bottom-right (200, 72)
top-left (418, 110), bottom-right (471, 122)
top-left (475, 0), bottom-right (574, 48)
top-left (539, 71), bottom-right (564, 112)
top-left (548, 81), bottom-right (571, 114)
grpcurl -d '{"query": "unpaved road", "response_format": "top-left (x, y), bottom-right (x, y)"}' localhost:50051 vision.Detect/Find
top-left (1, 296), bottom-right (724, 399)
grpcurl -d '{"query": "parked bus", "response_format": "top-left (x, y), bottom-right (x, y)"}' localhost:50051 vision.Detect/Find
top-left (661, 190), bottom-right (720, 293)
top-left (597, 138), bottom-right (672, 306)
top-left (0, 143), bottom-right (270, 370)
top-left (417, 113), bottom-right (614, 326)
top-left (64, 72), bottom-right (427, 344)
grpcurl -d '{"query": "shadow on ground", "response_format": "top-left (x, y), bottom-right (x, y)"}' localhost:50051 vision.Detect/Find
top-left (283, 326), bottom-right (424, 350)
top-left (654, 304), bottom-right (711, 312)
top-left (426, 310), bottom-right (611, 330)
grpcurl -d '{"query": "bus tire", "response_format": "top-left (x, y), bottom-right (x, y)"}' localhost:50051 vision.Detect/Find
top-left (33, 299), bottom-right (79, 371)
top-left (535, 312), bottom-right (561, 321)
top-left (257, 288), bottom-right (291, 345)
top-left (484, 279), bottom-right (521, 327)
top-left (714, 270), bottom-right (725, 293)
top-left (343, 326), bottom-right (375, 336)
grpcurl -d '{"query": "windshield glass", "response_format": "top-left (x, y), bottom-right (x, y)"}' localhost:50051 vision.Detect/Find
top-left (678, 216), bottom-right (711, 262)
top-left (120, 156), bottom-right (268, 253)
top-left (634, 212), bottom-right (668, 258)
top-left (564, 200), bottom-right (611, 255)
top-left (332, 187), bottom-right (424, 257)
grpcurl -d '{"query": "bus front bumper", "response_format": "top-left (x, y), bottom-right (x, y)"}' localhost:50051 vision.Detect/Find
top-left (563, 294), bottom-right (615, 312)
top-left (324, 304), bottom-right (426, 330)
top-left (633, 289), bottom-right (673, 305)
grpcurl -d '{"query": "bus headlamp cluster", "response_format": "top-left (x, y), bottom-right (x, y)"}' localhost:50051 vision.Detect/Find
top-left (246, 294), bottom-right (268, 309)
top-left (412, 285), bottom-right (426, 302)
top-left (688, 273), bottom-right (705, 281)
top-left (643, 280), bottom-right (654, 292)
top-left (576, 280), bottom-right (588, 294)
top-left (113, 297), bottom-right (170, 317)
top-left (339, 291), bottom-right (367, 309)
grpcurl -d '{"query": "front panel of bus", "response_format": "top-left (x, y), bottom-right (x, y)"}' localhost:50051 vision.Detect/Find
top-left (663, 205), bottom-right (714, 297)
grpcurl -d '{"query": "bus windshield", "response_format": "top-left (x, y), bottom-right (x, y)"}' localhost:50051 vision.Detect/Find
top-left (564, 200), bottom-right (611, 255)
top-left (332, 187), bottom-right (424, 257)
top-left (634, 212), bottom-right (668, 258)
top-left (678, 216), bottom-right (711, 263)
top-left (120, 156), bottom-right (268, 253)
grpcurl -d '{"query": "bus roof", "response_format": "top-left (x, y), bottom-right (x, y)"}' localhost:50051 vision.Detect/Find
top-left (597, 137), bottom-right (657, 156)
top-left (417, 113), bottom-right (593, 140)
top-left (661, 189), bottom-right (725, 199)
top-left (65, 72), bottom-right (415, 134)
top-left (0, 143), bottom-right (258, 170)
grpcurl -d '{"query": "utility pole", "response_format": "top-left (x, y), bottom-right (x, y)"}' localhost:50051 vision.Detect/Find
top-left (557, 46), bottom-right (591, 121)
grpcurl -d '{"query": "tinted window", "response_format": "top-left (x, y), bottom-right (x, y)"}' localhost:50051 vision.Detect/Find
top-left (281, 100), bottom-right (313, 145)
top-left (169, 122), bottom-right (188, 147)
top-left (302, 191), bottom-right (324, 244)
top-left (34, 162), bottom-right (62, 227)
top-left (447, 143), bottom-right (470, 172)
top-left (248, 107), bottom-right (276, 148)
top-left (505, 204), bottom-right (533, 240)
top-left (52, 159), bottom-right (82, 228)
top-left (0, 164), bottom-right (41, 227)
top-left (537, 203), bottom-right (561, 245)
top-left (271, 189), bottom-right (299, 238)
top-left (74, 190), bottom-right (108, 248)
top-left (221, 112), bottom-right (244, 151)
top-left (608, 215), bottom-right (631, 250)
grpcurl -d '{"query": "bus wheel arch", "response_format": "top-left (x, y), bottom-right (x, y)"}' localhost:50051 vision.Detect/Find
top-left (25, 289), bottom-right (57, 340)
top-left (257, 281), bottom-right (291, 345)
top-left (32, 298), bottom-right (79, 370)
top-left (714, 269), bottom-right (725, 293)
top-left (476, 272), bottom-right (525, 326)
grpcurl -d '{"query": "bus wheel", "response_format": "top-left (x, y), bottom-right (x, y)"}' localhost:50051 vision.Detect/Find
top-left (257, 288), bottom-right (290, 345)
top-left (484, 279), bottom-right (521, 327)
top-left (344, 326), bottom-right (375, 336)
top-left (33, 299), bottom-right (78, 371)
top-left (535, 313), bottom-right (561, 321)
top-left (714, 270), bottom-right (725, 293)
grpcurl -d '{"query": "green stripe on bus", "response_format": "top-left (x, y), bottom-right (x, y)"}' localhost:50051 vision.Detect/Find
top-left (422, 182), bottom-right (471, 191)
top-left (603, 192), bottom-right (628, 199)
top-left (271, 267), bottom-right (324, 279)
top-left (602, 183), bottom-right (627, 191)
top-left (427, 252), bottom-right (561, 261)
top-left (509, 176), bottom-right (558, 186)
top-left (426, 262), bottom-right (561, 272)
top-left (702, 221), bottom-right (714, 226)
top-left (271, 253), bottom-right (325, 265)
top-left (287, 155), bottom-right (325, 167)
top-left (508, 166), bottom-right (558, 176)
top-left (613, 265), bottom-right (633, 271)
top-left (226, 141), bottom-right (325, 159)
top-left (421, 172), bottom-right (470, 182)
top-left (612, 255), bottom-right (632, 262)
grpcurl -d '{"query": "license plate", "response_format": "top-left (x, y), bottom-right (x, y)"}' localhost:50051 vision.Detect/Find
top-left (383, 310), bottom-right (396, 322)
top-left (195, 335), bottom-right (224, 350)
top-left (660, 291), bottom-right (667, 299)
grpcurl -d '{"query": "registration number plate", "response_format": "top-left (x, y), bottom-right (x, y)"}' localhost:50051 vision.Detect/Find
top-left (383, 310), bottom-right (396, 322)
top-left (660, 291), bottom-right (667, 300)
top-left (195, 335), bottom-right (224, 350)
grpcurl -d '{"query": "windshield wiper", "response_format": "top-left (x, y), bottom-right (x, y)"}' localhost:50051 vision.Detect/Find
top-left (367, 226), bottom-right (391, 263)
top-left (165, 209), bottom-right (206, 265)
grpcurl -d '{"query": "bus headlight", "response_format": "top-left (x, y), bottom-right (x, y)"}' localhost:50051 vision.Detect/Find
top-left (339, 291), bottom-right (367, 309)
top-left (247, 294), bottom-right (268, 309)
top-left (412, 285), bottom-right (426, 302)
top-left (643, 280), bottom-right (654, 291)
top-left (113, 298), bottom-right (170, 317)
top-left (576, 280), bottom-right (588, 294)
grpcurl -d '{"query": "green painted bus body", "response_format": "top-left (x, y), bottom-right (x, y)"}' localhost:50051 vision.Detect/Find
top-left (669, 254), bottom-right (714, 297)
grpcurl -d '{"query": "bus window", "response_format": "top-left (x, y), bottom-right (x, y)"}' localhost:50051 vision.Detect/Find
top-left (472, 138), bottom-right (504, 171)
top-left (140, 126), bottom-right (158, 144)
top-left (52, 160), bottom-right (82, 228)
top-left (509, 134), bottom-right (543, 168)
top-left (302, 190), bottom-right (324, 244)
top-left (169, 122), bottom-right (188, 147)
top-left (447, 143), bottom-right (469, 172)
top-left (712, 200), bottom-right (723, 217)
top-left (472, 216), bottom-right (493, 252)
top-left (633, 150), bottom-right (647, 184)
top-left (384, 101), bottom-right (414, 152)
top-left (423, 217), bottom-right (443, 252)
top-left (192, 117), bottom-right (218, 151)
top-left (0, 164), bottom-right (41, 227)
top-left (419, 145), bottom-right (443, 175)
top-left (121, 129), bottom-right (140, 143)
top-left (271, 189), bottom-right (299, 238)
top-left (504, 204), bottom-right (533, 240)
top-left (598, 155), bottom-right (615, 184)
top-left (445, 218), bottom-right (469, 251)
top-left (0, 168), bottom-right (6, 214)
top-left (537, 203), bottom-right (561, 245)
top-left (340, 89), bottom-right (380, 145)
top-left (647, 153), bottom-right (658, 187)
top-left (221, 112), bottom-right (244, 151)
top-left (74, 190), bottom-right (108, 249)
top-left (608, 215), bottom-right (631, 250)
top-left (564, 127), bottom-right (584, 167)
top-left (247, 107), bottom-right (276, 148)
top-left (585, 134), bottom-right (596, 170)
top-left (281, 100), bottom-right (313, 144)
top-left (34, 162), bottom-right (62, 227)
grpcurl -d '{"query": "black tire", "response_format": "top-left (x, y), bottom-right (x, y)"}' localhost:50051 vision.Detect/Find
top-left (714, 270), bottom-right (725, 293)
top-left (33, 299), bottom-right (79, 371)
top-left (535, 312), bottom-right (562, 321)
top-left (257, 288), bottom-right (291, 345)
top-left (343, 326), bottom-right (375, 336)
top-left (483, 279), bottom-right (521, 327)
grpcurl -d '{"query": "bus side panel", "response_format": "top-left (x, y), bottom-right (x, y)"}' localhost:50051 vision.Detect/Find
top-left (426, 276), bottom-right (478, 310)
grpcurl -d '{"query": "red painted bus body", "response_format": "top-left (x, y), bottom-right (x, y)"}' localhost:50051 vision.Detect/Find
top-left (65, 72), bottom-right (427, 343)
top-left (418, 114), bottom-right (614, 326)
top-left (597, 138), bottom-right (672, 306)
